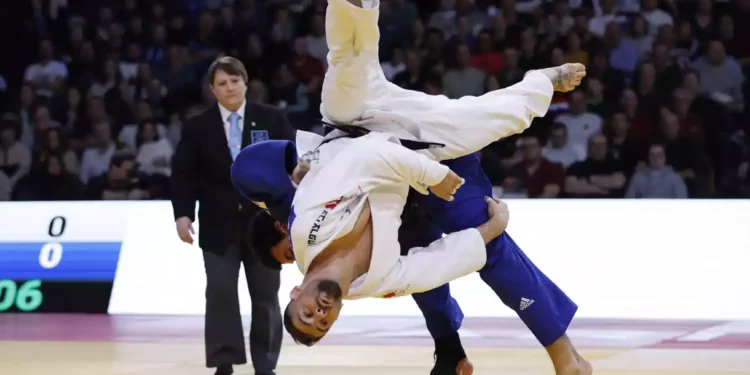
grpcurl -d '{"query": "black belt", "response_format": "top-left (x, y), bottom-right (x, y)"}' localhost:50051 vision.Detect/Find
top-left (320, 121), bottom-right (445, 151)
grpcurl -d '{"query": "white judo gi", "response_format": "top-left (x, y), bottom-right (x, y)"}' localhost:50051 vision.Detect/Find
top-left (288, 0), bottom-right (555, 300)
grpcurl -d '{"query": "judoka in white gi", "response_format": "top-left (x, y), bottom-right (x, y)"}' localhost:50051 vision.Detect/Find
top-left (231, 0), bottom-right (591, 374)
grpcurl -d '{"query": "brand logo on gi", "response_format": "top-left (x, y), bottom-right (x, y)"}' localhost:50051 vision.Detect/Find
top-left (519, 297), bottom-right (535, 311)
top-left (382, 286), bottom-right (409, 298)
top-left (300, 150), bottom-right (320, 165)
top-left (308, 198), bottom-right (343, 245)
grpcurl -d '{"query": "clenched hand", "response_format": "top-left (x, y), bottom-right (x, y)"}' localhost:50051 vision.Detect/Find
top-left (430, 170), bottom-right (465, 201)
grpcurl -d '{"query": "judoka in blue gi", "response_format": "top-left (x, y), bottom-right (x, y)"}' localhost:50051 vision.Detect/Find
top-left (232, 135), bottom-right (591, 375)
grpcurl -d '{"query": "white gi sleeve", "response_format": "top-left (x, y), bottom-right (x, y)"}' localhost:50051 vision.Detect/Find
top-left (356, 135), bottom-right (449, 195)
top-left (375, 228), bottom-right (487, 297)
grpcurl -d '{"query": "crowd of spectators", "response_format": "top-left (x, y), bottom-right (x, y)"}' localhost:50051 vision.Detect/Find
top-left (0, 0), bottom-right (748, 201)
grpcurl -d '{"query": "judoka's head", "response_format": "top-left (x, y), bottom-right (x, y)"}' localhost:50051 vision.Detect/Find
top-left (233, 141), bottom-right (314, 267)
top-left (249, 210), bottom-right (294, 269)
top-left (283, 279), bottom-right (344, 346)
top-left (232, 140), bottom-right (298, 220)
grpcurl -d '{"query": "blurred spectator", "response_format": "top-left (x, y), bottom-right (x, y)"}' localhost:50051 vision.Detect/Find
top-left (0, 115), bottom-right (32, 196)
top-left (641, 0), bottom-right (673, 38)
top-left (564, 133), bottom-right (627, 198)
top-left (13, 155), bottom-right (85, 201)
top-left (588, 0), bottom-right (627, 37)
top-left (24, 39), bottom-right (68, 98)
top-left (0, 74), bottom-right (6, 109)
top-left (118, 102), bottom-right (167, 151)
top-left (672, 20), bottom-right (698, 67)
top-left (161, 45), bottom-right (198, 98)
top-left (633, 62), bottom-right (660, 115)
top-left (85, 153), bottom-right (146, 200)
top-left (473, 30), bottom-right (503, 74)
top-left (630, 15), bottom-right (654, 59)
top-left (588, 49), bottom-right (626, 99)
top-left (604, 21), bottom-right (638, 76)
top-left (543, 122), bottom-right (586, 168)
top-left (584, 77), bottom-right (609, 116)
top-left (497, 47), bottom-right (524, 87)
top-left (2, 0), bottom-right (747, 200)
top-left (35, 128), bottom-right (78, 174)
top-left (145, 24), bottom-right (168, 66)
top-left (382, 47), bottom-right (407, 80)
top-left (290, 37), bottom-right (325, 91)
top-left (31, 104), bottom-right (61, 146)
top-left (625, 143), bottom-right (688, 198)
top-left (270, 63), bottom-right (310, 126)
top-left (428, 0), bottom-right (459, 37)
top-left (619, 88), bottom-right (652, 142)
top-left (305, 14), bottom-right (328, 65)
top-left (606, 112), bottom-right (641, 175)
top-left (60, 87), bottom-right (83, 133)
top-left (737, 157), bottom-right (750, 197)
top-left (135, 121), bottom-right (173, 177)
top-left (16, 85), bottom-right (37, 148)
top-left (443, 44), bottom-right (485, 98)
top-left (446, 16), bottom-right (476, 56)
top-left (503, 134), bottom-right (565, 198)
top-left (380, 0), bottom-right (419, 57)
top-left (691, 0), bottom-right (713, 42)
top-left (0, 171), bottom-right (10, 201)
top-left (692, 40), bottom-right (745, 113)
top-left (554, 90), bottom-right (603, 151)
top-left (393, 49), bottom-right (425, 90)
top-left (564, 32), bottom-right (588, 66)
top-left (656, 108), bottom-right (710, 196)
top-left (88, 58), bottom-right (126, 98)
top-left (79, 122), bottom-right (116, 184)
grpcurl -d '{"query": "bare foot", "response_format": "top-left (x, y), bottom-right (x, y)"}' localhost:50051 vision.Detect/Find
top-left (557, 358), bottom-right (593, 375)
top-left (456, 358), bottom-right (474, 375)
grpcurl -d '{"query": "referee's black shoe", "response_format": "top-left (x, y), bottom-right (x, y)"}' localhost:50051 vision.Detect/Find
top-left (215, 364), bottom-right (233, 375)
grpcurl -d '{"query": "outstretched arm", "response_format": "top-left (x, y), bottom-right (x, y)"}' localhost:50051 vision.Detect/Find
top-left (373, 198), bottom-right (509, 298)
top-left (353, 133), bottom-right (450, 195)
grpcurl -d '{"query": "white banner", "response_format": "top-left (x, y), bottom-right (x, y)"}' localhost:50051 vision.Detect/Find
top-left (2, 200), bottom-right (749, 320)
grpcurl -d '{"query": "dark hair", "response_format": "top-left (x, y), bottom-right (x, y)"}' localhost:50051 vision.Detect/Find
top-left (283, 303), bottom-right (322, 346)
top-left (249, 210), bottom-right (286, 270)
top-left (135, 120), bottom-right (160, 149)
top-left (648, 141), bottom-right (666, 152)
top-left (42, 127), bottom-right (69, 152)
top-left (0, 113), bottom-right (21, 137)
top-left (550, 122), bottom-right (567, 133)
top-left (110, 152), bottom-right (135, 169)
top-left (207, 56), bottom-right (248, 86)
top-left (519, 132), bottom-right (542, 144)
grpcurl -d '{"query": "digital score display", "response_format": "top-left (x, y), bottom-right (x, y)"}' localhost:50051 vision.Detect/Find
top-left (0, 280), bottom-right (42, 311)
top-left (0, 216), bottom-right (122, 313)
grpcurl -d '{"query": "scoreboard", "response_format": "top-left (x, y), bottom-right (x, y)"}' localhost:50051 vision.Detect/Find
top-left (0, 203), bottom-right (127, 313)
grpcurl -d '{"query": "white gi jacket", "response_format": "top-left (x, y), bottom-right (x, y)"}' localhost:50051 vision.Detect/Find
top-left (289, 0), bottom-right (555, 299)
top-left (290, 132), bottom-right (487, 300)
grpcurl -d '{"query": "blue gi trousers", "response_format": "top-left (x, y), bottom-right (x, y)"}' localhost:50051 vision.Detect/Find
top-left (401, 153), bottom-right (578, 347)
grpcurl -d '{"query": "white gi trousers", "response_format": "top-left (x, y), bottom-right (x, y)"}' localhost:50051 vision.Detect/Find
top-left (320, 0), bottom-right (555, 162)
